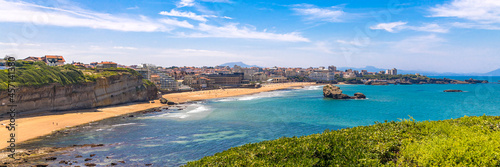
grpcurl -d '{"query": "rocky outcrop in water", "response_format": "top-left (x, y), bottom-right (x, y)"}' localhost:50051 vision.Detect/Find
top-left (0, 74), bottom-right (158, 116)
top-left (323, 84), bottom-right (366, 99)
top-left (465, 78), bottom-right (489, 84)
top-left (354, 93), bottom-right (366, 99)
top-left (444, 90), bottom-right (463, 92)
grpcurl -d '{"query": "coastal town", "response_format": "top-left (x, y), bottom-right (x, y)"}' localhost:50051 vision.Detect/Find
top-left (11, 55), bottom-right (421, 91)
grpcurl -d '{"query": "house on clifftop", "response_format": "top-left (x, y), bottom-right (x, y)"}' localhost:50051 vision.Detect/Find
top-left (96, 61), bottom-right (118, 69)
top-left (43, 55), bottom-right (65, 66)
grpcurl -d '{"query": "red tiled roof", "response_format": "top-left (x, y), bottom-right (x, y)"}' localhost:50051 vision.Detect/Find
top-left (43, 55), bottom-right (65, 62)
top-left (98, 61), bottom-right (117, 65)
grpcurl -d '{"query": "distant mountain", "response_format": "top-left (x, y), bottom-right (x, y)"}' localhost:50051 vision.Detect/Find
top-left (337, 66), bottom-right (386, 73)
top-left (485, 68), bottom-right (500, 76)
top-left (219, 62), bottom-right (260, 68)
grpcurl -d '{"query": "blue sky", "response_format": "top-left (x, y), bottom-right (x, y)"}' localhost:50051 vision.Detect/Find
top-left (0, 0), bottom-right (499, 73)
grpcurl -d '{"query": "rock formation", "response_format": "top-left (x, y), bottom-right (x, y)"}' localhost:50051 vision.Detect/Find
top-left (354, 92), bottom-right (366, 99)
top-left (160, 98), bottom-right (168, 104)
top-left (444, 90), bottom-right (463, 92)
top-left (323, 84), bottom-right (366, 99)
top-left (0, 74), bottom-right (158, 116)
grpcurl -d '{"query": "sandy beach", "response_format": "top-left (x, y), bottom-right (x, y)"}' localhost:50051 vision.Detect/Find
top-left (0, 82), bottom-right (316, 149)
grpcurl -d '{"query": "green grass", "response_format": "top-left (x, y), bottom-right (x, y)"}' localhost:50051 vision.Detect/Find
top-left (185, 115), bottom-right (500, 166)
top-left (0, 60), bottom-right (141, 90)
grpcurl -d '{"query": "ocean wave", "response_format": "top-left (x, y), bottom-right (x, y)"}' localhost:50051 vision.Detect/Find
top-left (304, 85), bottom-right (323, 90)
top-left (148, 103), bottom-right (212, 120)
top-left (236, 91), bottom-right (290, 101)
top-left (187, 105), bottom-right (210, 114)
top-left (216, 98), bottom-right (236, 102)
top-left (112, 123), bottom-right (138, 127)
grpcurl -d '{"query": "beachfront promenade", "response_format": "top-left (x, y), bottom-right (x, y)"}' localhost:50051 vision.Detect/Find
top-left (0, 82), bottom-right (316, 149)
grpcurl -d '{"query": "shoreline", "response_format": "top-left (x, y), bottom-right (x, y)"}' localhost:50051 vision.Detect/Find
top-left (0, 82), bottom-right (317, 150)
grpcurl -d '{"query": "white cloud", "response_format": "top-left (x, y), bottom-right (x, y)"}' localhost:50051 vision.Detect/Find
top-left (295, 41), bottom-right (335, 54)
top-left (430, 0), bottom-right (500, 24)
top-left (291, 4), bottom-right (344, 22)
top-left (0, 0), bottom-right (306, 42)
top-left (159, 18), bottom-right (195, 29)
top-left (113, 46), bottom-right (137, 50)
top-left (159, 9), bottom-right (214, 22)
top-left (406, 23), bottom-right (449, 33)
top-left (200, 0), bottom-right (232, 3)
top-left (336, 39), bottom-right (367, 47)
top-left (392, 34), bottom-right (446, 54)
top-left (177, 0), bottom-right (195, 8)
top-left (370, 22), bottom-right (448, 33)
top-left (0, 0), bottom-right (168, 32)
top-left (0, 42), bottom-right (19, 46)
top-left (451, 22), bottom-right (500, 30)
top-left (370, 21), bottom-right (407, 32)
top-left (180, 23), bottom-right (310, 42)
top-left (158, 9), bottom-right (232, 22)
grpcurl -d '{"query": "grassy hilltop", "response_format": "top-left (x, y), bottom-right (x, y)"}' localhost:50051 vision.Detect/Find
top-left (0, 61), bottom-right (150, 90)
top-left (186, 115), bottom-right (500, 166)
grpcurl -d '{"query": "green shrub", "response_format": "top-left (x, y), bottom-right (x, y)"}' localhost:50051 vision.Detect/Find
top-left (0, 61), bottom-right (139, 90)
top-left (185, 116), bottom-right (500, 166)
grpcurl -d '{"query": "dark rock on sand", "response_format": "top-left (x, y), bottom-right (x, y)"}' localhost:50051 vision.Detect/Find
top-left (84, 158), bottom-right (92, 161)
top-left (45, 157), bottom-right (57, 161)
top-left (84, 163), bottom-right (96, 166)
top-left (160, 98), bottom-right (168, 104)
top-left (90, 154), bottom-right (96, 157)
top-left (36, 165), bottom-right (48, 167)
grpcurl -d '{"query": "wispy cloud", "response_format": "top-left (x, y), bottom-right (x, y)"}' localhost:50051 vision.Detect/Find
top-left (392, 34), bottom-right (446, 54)
top-left (0, 0), bottom-right (304, 42)
top-left (126, 6), bottom-right (139, 10)
top-left (159, 18), bottom-right (195, 29)
top-left (159, 9), bottom-right (215, 22)
top-left (336, 39), bottom-right (367, 47)
top-left (406, 23), bottom-right (449, 33)
top-left (430, 0), bottom-right (500, 24)
top-left (180, 23), bottom-right (310, 42)
top-left (370, 22), bottom-right (448, 33)
top-left (177, 0), bottom-right (195, 8)
top-left (295, 41), bottom-right (335, 54)
top-left (370, 21), bottom-right (407, 32)
top-left (291, 4), bottom-right (344, 22)
top-left (113, 46), bottom-right (137, 50)
top-left (0, 0), bottom-right (168, 32)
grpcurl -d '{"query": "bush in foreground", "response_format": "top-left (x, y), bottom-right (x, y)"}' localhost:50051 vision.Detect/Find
top-left (185, 115), bottom-right (500, 166)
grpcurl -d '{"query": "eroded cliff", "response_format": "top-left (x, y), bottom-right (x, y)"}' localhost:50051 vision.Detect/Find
top-left (0, 74), bottom-right (157, 116)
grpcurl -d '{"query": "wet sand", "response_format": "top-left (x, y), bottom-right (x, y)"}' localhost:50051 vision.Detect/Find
top-left (0, 82), bottom-right (316, 149)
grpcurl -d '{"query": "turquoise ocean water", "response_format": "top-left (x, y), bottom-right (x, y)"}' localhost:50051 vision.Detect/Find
top-left (20, 76), bottom-right (500, 166)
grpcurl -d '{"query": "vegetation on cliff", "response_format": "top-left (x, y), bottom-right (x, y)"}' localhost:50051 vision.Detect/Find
top-left (335, 74), bottom-right (430, 83)
top-left (185, 115), bottom-right (500, 166)
top-left (0, 60), bottom-right (142, 90)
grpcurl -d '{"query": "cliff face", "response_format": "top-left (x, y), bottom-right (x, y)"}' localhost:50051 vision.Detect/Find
top-left (0, 74), bottom-right (157, 115)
